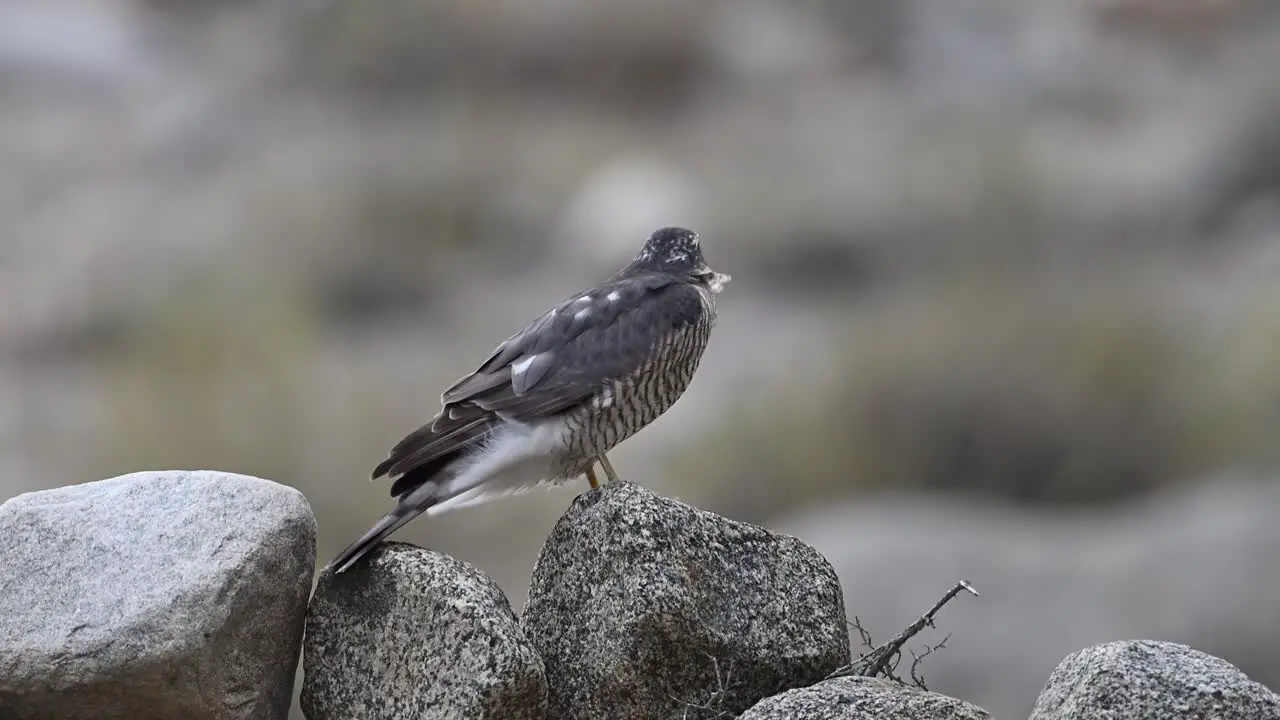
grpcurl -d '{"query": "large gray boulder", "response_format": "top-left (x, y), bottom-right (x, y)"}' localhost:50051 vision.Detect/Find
top-left (1030, 640), bottom-right (1280, 720)
top-left (522, 481), bottom-right (850, 720)
top-left (740, 676), bottom-right (991, 719)
top-left (0, 470), bottom-right (316, 720)
top-left (301, 542), bottom-right (546, 720)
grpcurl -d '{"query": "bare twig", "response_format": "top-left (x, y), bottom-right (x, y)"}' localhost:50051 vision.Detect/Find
top-left (826, 580), bottom-right (979, 683)
top-left (673, 652), bottom-right (736, 719)
top-left (860, 580), bottom-right (977, 679)
top-left (908, 634), bottom-right (950, 690)
top-left (848, 614), bottom-right (875, 650)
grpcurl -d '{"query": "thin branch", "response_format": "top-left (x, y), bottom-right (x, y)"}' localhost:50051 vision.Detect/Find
top-left (673, 652), bottom-right (736, 719)
top-left (826, 580), bottom-right (979, 682)
top-left (909, 634), bottom-right (950, 690)
top-left (848, 614), bottom-right (875, 650)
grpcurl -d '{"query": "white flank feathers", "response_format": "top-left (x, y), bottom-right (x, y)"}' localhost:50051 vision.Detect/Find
top-left (425, 418), bottom-right (570, 516)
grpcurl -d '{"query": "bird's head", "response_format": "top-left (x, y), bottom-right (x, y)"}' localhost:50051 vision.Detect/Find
top-left (628, 226), bottom-right (731, 294)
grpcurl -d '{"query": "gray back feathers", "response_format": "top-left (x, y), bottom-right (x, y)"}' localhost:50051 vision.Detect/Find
top-left (372, 273), bottom-right (708, 484)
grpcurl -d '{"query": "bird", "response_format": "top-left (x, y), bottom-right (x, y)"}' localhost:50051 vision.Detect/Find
top-left (328, 226), bottom-right (731, 573)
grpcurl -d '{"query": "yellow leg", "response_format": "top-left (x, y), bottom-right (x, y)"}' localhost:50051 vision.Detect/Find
top-left (600, 454), bottom-right (620, 484)
top-left (586, 466), bottom-right (600, 490)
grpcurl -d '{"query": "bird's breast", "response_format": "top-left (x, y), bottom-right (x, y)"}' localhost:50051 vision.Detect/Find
top-left (560, 310), bottom-right (715, 471)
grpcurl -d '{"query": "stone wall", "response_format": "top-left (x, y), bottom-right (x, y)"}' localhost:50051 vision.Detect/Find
top-left (1, 471), bottom-right (1276, 719)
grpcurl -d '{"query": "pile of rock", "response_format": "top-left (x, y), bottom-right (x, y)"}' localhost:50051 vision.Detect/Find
top-left (1, 470), bottom-right (1277, 719)
top-left (302, 482), bottom-right (853, 719)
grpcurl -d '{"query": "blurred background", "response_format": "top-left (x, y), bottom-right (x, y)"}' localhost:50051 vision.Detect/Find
top-left (3, 0), bottom-right (1280, 717)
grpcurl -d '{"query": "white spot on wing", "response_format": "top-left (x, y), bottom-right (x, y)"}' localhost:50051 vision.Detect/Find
top-left (574, 307), bottom-right (591, 322)
top-left (512, 354), bottom-right (537, 380)
top-left (606, 290), bottom-right (622, 303)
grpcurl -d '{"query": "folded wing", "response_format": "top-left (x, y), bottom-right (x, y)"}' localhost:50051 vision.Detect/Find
top-left (370, 273), bottom-right (705, 496)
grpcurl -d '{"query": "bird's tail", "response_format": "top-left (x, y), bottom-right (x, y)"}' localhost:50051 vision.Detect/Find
top-left (327, 483), bottom-right (439, 574)
top-left (329, 426), bottom-right (508, 573)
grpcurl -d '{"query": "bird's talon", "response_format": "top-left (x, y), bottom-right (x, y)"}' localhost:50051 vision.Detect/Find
top-left (600, 454), bottom-right (621, 484)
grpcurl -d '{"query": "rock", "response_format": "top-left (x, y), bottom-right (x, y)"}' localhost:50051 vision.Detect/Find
top-left (522, 481), bottom-right (850, 720)
top-left (1030, 640), bottom-right (1280, 720)
top-left (301, 542), bottom-right (546, 720)
top-left (771, 475), bottom-right (1280, 720)
top-left (740, 676), bottom-right (992, 719)
top-left (0, 470), bottom-right (316, 720)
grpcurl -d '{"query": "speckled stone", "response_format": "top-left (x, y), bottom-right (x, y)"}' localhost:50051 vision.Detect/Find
top-left (521, 481), bottom-right (850, 720)
top-left (0, 470), bottom-right (316, 720)
top-left (1030, 640), bottom-right (1280, 720)
top-left (301, 542), bottom-right (547, 720)
top-left (739, 676), bottom-right (992, 719)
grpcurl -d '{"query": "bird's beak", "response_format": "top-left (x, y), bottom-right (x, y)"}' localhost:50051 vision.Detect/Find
top-left (697, 268), bottom-right (731, 294)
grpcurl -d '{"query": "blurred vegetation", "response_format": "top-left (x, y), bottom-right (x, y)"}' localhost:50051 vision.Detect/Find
top-left (669, 260), bottom-right (1280, 523)
top-left (93, 268), bottom-right (327, 483)
top-left (276, 1), bottom-right (712, 109)
top-left (4, 0), bottom-right (1280, 620)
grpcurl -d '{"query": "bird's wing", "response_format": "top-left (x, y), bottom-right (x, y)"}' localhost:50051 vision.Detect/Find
top-left (371, 273), bottom-right (706, 482)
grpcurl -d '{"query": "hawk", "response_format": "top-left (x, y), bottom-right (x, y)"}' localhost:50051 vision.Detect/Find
top-left (330, 227), bottom-right (730, 573)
